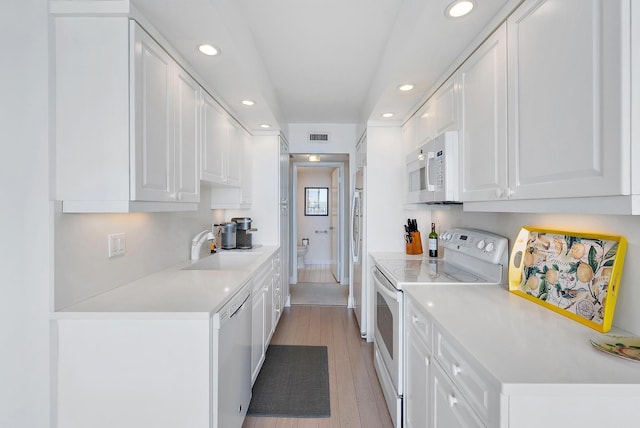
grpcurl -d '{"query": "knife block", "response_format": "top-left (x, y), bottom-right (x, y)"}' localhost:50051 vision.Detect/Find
top-left (406, 231), bottom-right (423, 255)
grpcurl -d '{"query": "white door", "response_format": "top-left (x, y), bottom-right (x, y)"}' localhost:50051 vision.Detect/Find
top-left (173, 66), bottom-right (200, 203)
top-left (131, 23), bottom-right (173, 201)
top-left (330, 168), bottom-right (339, 282)
top-left (507, 0), bottom-right (629, 199)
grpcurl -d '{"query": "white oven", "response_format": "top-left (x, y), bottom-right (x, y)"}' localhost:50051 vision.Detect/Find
top-left (372, 228), bottom-right (509, 427)
top-left (406, 131), bottom-right (460, 204)
top-left (373, 267), bottom-right (404, 428)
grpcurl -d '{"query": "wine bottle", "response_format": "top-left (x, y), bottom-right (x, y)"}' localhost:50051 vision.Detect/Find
top-left (428, 222), bottom-right (438, 258)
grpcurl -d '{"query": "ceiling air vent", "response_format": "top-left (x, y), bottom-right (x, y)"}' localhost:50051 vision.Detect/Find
top-left (308, 133), bottom-right (329, 142)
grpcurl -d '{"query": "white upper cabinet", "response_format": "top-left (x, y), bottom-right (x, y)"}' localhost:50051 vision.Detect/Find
top-left (206, 99), bottom-right (252, 209)
top-left (173, 66), bottom-right (200, 203)
top-left (130, 26), bottom-right (173, 202)
top-left (459, 23), bottom-right (508, 202)
top-left (226, 120), bottom-right (242, 187)
top-left (201, 91), bottom-right (228, 185)
top-left (432, 74), bottom-right (460, 137)
top-left (413, 73), bottom-right (460, 149)
top-left (54, 17), bottom-right (199, 212)
top-left (507, 0), bottom-right (630, 200)
top-left (414, 101), bottom-right (436, 148)
top-left (131, 26), bottom-right (199, 204)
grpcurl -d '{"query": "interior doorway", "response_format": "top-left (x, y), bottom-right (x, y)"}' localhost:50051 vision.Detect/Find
top-left (289, 154), bottom-right (349, 306)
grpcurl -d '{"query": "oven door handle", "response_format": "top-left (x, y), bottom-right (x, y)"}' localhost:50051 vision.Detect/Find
top-left (373, 268), bottom-right (400, 302)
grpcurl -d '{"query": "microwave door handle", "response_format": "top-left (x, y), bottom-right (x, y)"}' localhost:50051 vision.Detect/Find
top-left (425, 151), bottom-right (436, 191)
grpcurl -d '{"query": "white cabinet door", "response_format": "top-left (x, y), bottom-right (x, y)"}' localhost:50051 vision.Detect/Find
top-left (414, 101), bottom-right (436, 147)
top-left (431, 363), bottom-right (484, 428)
top-left (262, 275), bottom-right (273, 350)
top-left (507, 0), bottom-right (630, 199)
top-left (131, 23), bottom-right (173, 202)
top-left (174, 66), bottom-right (200, 203)
top-left (251, 283), bottom-right (265, 384)
top-left (201, 92), bottom-right (227, 185)
top-left (459, 23), bottom-right (508, 202)
top-left (405, 320), bottom-right (431, 428)
top-left (433, 73), bottom-right (460, 137)
top-left (226, 119), bottom-right (242, 187)
top-left (239, 129), bottom-right (253, 205)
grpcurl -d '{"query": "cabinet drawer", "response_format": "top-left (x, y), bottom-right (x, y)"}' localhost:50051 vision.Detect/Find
top-left (433, 325), bottom-right (498, 425)
top-left (432, 361), bottom-right (485, 428)
top-left (406, 298), bottom-right (433, 352)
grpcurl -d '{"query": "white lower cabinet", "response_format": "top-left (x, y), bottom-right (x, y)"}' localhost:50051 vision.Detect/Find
top-left (250, 252), bottom-right (280, 384)
top-left (404, 299), bottom-right (432, 428)
top-left (405, 296), bottom-right (490, 428)
top-left (404, 287), bottom-right (640, 428)
top-left (251, 275), bottom-right (266, 382)
top-left (431, 363), bottom-right (485, 428)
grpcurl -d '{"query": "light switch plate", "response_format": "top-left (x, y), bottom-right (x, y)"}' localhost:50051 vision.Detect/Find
top-left (108, 233), bottom-right (126, 258)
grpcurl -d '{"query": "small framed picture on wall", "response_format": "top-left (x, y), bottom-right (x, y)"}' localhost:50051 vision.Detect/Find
top-left (305, 187), bottom-right (329, 216)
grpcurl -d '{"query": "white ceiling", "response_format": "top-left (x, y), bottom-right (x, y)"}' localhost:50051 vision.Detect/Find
top-left (131, 0), bottom-right (516, 133)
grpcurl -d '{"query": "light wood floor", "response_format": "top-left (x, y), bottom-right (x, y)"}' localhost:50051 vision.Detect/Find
top-left (242, 306), bottom-right (394, 428)
top-left (297, 264), bottom-right (338, 283)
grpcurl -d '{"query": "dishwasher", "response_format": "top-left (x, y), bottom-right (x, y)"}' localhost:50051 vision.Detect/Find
top-left (213, 284), bottom-right (252, 428)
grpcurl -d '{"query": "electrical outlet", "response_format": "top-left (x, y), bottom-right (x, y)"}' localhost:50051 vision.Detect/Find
top-left (108, 233), bottom-right (126, 258)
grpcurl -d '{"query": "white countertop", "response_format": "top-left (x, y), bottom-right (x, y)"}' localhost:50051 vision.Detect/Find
top-left (405, 283), bottom-right (640, 395)
top-left (53, 246), bottom-right (279, 320)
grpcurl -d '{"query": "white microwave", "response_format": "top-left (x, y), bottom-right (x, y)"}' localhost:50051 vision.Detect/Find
top-left (406, 131), bottom-right (460, 204)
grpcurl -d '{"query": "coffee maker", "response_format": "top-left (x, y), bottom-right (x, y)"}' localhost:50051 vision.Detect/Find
top-left (232, 217), bottom-right (257, 249)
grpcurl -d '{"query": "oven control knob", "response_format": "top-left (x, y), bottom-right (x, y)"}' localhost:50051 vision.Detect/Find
top-left (477, 240), bottom-right (486, 250)
top-left (486, 242), bottom-right (495, 252)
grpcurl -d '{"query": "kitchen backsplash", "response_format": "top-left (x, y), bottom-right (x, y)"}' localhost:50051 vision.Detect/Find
top-left (54, 184), bottom-right (218, 311)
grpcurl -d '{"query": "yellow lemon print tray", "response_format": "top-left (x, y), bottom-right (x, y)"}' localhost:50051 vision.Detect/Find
top-left (509, 227), bottom-right (627, 332)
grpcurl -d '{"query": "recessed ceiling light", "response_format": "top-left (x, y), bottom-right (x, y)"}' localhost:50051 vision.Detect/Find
top-left (446, 0), bottom-right (475, 18)
top-left (308, 155), bottom-right (321, 162)
top-left (399, 84), bottom-right (414, 92)
top-left (197, 44), bottom-right (220, 56)
top-left (241, 100), bottom-right (255, 106)
top-left (382, 112), bottom-right (394, 118)
top-left (260, 124), bottom-right (271, 129)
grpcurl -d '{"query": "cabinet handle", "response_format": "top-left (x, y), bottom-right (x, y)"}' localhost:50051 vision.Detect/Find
top-left (412, 315), bottom-right (419, 324)
top-left (424, 356), bottom-right (430, 367)
top-left (447, 394), bottom-right (458, 408)
top-left (451, 363), bottom-right (462, 376)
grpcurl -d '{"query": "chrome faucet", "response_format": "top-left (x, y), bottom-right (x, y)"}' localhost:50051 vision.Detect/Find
top-left (191, 229), bottom-right (215, 261)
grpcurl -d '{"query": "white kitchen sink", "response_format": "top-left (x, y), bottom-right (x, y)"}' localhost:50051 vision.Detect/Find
top-left (182, 251), bottom-right (262, 271)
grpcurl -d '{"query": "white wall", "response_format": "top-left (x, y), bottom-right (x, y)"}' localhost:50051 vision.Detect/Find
top-left (0, 0), bottom-right (51, 426)
top-left (431, 208), bottom-right (640, 336)
top-left (297, 167), bottom-right (333, 264)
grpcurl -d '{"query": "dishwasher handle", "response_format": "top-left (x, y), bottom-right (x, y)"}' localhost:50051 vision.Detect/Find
top-left (230, 291), bottom-right (251, 318)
